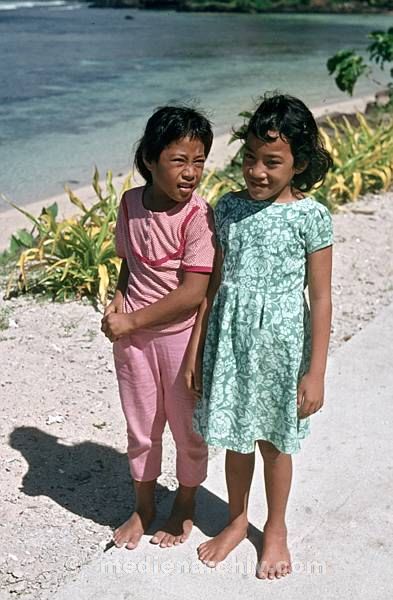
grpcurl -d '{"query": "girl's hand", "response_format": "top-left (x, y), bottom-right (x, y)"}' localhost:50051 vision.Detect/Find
top-left (103, 296), bottom-right (123, 318)
top-left (297, 372), bottom-right (325, 419)
top-left (101, 313), bottom-right (134, 343)
top-left (103, 302), bottom-right (118, 318)
top-left (184, 352), bottom-right (202, 400)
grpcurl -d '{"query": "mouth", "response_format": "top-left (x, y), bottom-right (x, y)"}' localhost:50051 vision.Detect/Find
top-left (178, 183), bottom-right (194, 193)
top-left (249, 181), bottom-right (269, 190)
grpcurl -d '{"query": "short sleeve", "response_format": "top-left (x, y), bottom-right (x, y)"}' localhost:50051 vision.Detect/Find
top-left (213, 194), bottom-right (230, 247)
top-left (115, 194), bottom-right (128, 259)
top-left (181, 204), bottom-right (216, 273)
top-left (304, 202), bottom-right (333, 254)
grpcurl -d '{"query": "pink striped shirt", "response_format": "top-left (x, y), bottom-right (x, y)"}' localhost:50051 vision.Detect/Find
top-left (115, 186), bottom-right (216, 332)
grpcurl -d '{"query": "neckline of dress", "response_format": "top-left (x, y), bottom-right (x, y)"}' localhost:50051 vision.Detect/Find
top-left (140, 186), bottom-right (189, 216)
top-left (241, 194), bottom-right (311, 207)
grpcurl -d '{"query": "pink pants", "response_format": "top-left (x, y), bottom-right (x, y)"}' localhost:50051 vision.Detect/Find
top-left (113, 327), bottom-right (208, 487)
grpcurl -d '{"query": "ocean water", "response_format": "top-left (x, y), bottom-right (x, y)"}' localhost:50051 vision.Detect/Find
top-left (0, 1), bottom-right (389, 209)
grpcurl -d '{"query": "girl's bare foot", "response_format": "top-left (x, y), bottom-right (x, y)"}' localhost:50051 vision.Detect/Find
top-left (113, 508), bottom-right (155, 550)
top-left (197, 518), bottom-right (248, 568)
top-left (256, 522), bottom-right (292, 580)
top-left (150, 495), bottom-right (195, 548)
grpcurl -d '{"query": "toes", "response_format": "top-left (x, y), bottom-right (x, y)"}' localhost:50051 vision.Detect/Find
top-left (113, 532), bottom-right (125, 548)
top-left (257, 559), bottom-right (291, 580)
top-left (113, 530), bottom-right (121, 543)
top-left (276, 560), bottom-right (286, 578)
top-left (156, 533), bottom-right (170, 548)
top-left (257, 562), bottom-right (269, 579)
top-left (204, 559), bottom-right (217, 568)
top-left (150, 530), bottom-right (165, 545)
top-left (125, 533), bottom-right (143, 550)
top-left (151, 529), bottom-right (186, 548)
top-left (197, 545), bottom-right (209, 561)
top-left (160, 534), bottom-right (174, 548)
top-left (197, 542), bottom-right (206, 555)
top-left (180, 524), bottom-right (192, 543)
top-left (280, 561), bottom-right (291, 576)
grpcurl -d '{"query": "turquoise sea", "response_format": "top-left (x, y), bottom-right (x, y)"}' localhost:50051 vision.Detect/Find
top-left (0, 1), bottom-right (389, 209)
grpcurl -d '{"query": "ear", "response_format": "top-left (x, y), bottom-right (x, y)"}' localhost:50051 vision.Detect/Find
top-left (294, 160), bottom-right (308, 175)
top-left (143, 155), bottom-right (153, 172)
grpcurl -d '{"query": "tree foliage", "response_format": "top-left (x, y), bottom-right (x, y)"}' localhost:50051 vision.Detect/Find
top-left (327, 27), bottom-right (393, 97)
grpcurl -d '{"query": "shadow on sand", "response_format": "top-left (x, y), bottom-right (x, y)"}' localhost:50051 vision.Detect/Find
top-left (9, 426), bottom-right (261, 550)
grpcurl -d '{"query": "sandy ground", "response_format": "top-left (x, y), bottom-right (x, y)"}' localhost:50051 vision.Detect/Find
top-left (1, 92), bottom-right (392, 599)
top-left (1, 190), bottom-right (392, 599)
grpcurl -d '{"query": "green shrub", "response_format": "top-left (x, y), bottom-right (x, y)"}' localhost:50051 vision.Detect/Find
top-left (327, 27), bottom-right (393, 101)
top-left (4, 169), bottom-right (131, 305)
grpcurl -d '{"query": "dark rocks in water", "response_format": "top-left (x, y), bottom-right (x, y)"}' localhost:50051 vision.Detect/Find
top-left (143, 0), bottom-right (183, 7)
top-left (87, 0), bottom-right (183, 8)
top-left (125, 14), bottom-right (135, 18)
top-left (85, 0), bottom-right (393, 11)
top-left (88, 0), bottom-right (140, 8)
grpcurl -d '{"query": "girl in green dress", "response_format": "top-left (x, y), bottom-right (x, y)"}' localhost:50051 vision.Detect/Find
top-left (185, 93), bottom-right (333, 580)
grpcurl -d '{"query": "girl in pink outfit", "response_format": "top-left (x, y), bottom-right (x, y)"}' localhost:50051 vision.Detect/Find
top-left (101, 106), bottom-right (215, 550)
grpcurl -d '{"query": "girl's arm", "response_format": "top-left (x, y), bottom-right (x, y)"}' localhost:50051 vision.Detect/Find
top-left (101, 269), bottom-right (211, 341)
top-left (103, 259), bottom-right (129, 317)
top-left (297, 245), bottom-right (332, 418)
top-left (184, 246), bottom-right (223, 396)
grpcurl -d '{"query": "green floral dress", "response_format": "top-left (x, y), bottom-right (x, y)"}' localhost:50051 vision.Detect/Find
top-left (193, 193), bottom-right (333, 454)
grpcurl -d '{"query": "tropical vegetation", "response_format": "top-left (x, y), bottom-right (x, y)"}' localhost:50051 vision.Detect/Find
top-left (3, 105), bottom-right (393, 305)
top-left (327, 27), bottom-right (393, 98)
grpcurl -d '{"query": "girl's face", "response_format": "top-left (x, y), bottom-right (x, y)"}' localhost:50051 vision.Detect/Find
top-left (243, 132), bottom-right (304, 203)
top-left (144, 136), bottom-right (206, 209)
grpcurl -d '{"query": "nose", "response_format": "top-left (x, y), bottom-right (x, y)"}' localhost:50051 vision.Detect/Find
top-left (249, 162), bottom-right (268, 181)
top-left (182, 163), bottom-right (197, 180)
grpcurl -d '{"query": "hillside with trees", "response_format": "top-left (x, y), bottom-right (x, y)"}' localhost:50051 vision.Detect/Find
top-left (86, 0), bottom-right (392, 13)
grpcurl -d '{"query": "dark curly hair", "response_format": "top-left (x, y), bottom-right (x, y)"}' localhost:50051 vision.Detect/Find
top-left (242, 93), bottom-right (333, 192)
top-left (134, 106), bottom-right (213, 185)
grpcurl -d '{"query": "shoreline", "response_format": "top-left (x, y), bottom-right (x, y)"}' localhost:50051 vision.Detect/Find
top-left (0, 92), bottom-right (378, 252)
